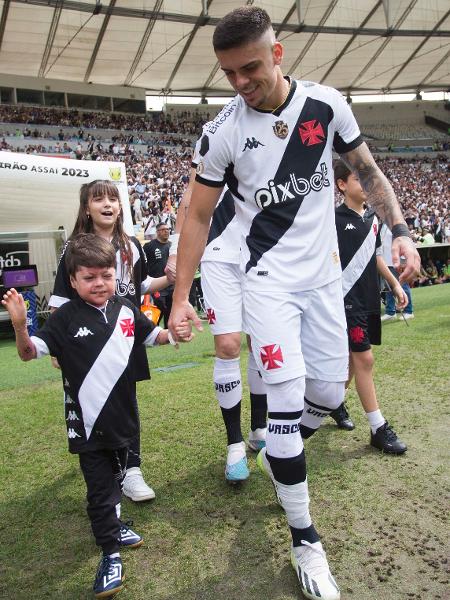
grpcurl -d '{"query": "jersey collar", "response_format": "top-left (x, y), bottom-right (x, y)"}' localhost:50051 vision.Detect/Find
top-left (253, 78), bottom-right (297, 116)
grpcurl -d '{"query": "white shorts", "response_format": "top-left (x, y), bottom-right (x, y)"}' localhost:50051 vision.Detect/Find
top-left (244, 278), bottom-right (348, 384)
top-left (201, 261), bottom-right (244, 335)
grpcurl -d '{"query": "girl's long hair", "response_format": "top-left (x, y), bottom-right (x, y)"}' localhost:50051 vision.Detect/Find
top-left (71, 180), bottom-right (133, 277)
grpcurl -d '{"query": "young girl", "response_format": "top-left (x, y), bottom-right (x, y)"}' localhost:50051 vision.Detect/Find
top-left (49, 179), bottom-right (173, 501)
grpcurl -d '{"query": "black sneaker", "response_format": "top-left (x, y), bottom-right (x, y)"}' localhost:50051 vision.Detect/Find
top-left (93, 555), bottom-right (124, 598)
top-left (370, 421), bottom-right (407, 454)
top-left (119, 520), bottom-right (143, 549)
top-left (329, 403), bottom-right (355, 430)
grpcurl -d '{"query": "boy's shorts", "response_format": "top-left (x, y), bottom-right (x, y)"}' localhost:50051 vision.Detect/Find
top-left (346, 312), bottom-right (381, 352)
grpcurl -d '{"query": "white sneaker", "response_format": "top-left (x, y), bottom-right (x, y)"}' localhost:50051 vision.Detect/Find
top-left (291, 541), bottom-right (340, 600)
top-left (402, 312), bottom-right (414, 320)
top-left (247, 427), bottom-right (267, 452)
top-left (122, 467), bottom-right (155, 502)
top-left (380, 313), bottom-right (397, 322)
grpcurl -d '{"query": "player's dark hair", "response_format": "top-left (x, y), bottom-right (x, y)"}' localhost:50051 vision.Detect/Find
top-left (213, 6), bottom-right (272, 51)
top-left (333, 160), bottom-right (351, 194)
top-left (65, 233), bottom-right (116, 277)
top-left (71, 180), bottom-right (132, 277)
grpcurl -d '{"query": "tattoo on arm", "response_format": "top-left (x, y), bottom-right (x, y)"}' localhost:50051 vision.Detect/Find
top-left (341, 143), bottom-right (404, 229)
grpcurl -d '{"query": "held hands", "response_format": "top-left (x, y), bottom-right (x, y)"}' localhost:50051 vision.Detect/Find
top-left (1, 288), bottom-right (27, 330)
top-left (391, 237), bottom-right (421, 284)
top-left (168, 299), bottom-right (203, 343)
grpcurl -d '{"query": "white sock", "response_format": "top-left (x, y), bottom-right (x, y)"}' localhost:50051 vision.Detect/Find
top-left (227, 441), bottom-right (246, 464)
top-left (213, 357), bottom-right (242, 409)
top-left (115, 502), bottom-right (121, 519)
top-left (108, 552), bottom-right (120, 559)
top-left (366, 409), bottom-right (386, 434)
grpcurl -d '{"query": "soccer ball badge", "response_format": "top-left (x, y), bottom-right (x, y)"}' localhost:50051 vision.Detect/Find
top-left (273, 120), bottom-right (289, 139)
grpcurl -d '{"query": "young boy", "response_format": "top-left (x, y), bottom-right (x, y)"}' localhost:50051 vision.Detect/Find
top-left (331, 161), bottom-right (408, 454)
top-left (2, 233), bottom-right (189, 598)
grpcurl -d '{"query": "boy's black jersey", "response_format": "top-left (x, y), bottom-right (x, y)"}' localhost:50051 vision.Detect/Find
top-left (50, 236), bottom-right (151, 381)
top-left (335, 203), bottom-right (381, 315)
top-left (32, 296), bottom-right (156, 454)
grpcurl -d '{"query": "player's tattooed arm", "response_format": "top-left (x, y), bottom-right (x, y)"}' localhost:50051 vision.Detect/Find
top-left (341, 142), bottom-right (420, 283)
top-left (340, 142), bottom-right (404, 229)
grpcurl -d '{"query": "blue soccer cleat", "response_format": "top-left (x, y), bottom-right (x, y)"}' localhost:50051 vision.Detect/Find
top-left (93, 555), bottom-right (124, 598)
top-left (119, 520), bottom-right (143, 549)
top-left (225, 441), bottom-right (249, 484)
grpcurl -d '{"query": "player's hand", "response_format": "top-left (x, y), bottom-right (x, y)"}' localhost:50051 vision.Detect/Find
top-left (392, 236), bottom-right (420, 284)
top-left (165, 255), bottom-right (177, 283)
top-left (1, 288), bottom-right (27, 330)
top-left (168, 299), bottom-right (202, 343)
top-left (393, 284), bottom-right (408, 310)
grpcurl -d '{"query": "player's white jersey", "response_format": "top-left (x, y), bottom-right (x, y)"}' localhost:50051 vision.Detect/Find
top-left (192, 136), bottom-right (240, 265)
top-left (195, 80), bottom-right (363, 292)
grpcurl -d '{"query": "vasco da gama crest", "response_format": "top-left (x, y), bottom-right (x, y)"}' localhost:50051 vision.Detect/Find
top-left (273, 120), bottom-right (289, 139)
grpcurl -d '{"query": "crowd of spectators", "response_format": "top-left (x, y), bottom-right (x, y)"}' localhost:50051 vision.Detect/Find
top-left (0, 104), bottom-right (207, 136)
top-left (1, 103), bottom-right (449, 254)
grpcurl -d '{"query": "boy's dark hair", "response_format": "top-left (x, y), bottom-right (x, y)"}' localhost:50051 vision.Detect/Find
top-left (156, 222), bottom-right (169, 230)
top-left (213, 6), bottom-right (272, 51)
top-left (65, 233), bottom-right (116, 277)
top-left (334, 160), bottom-right (352, 194)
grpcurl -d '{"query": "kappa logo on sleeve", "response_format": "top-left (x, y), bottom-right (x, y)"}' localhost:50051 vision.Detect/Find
top-left (260, 344), bottom-right (284, 370)
top-left (120, 318), bottom-right (135, 337)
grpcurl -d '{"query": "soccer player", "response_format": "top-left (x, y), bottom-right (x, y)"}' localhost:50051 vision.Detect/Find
top-left (167, 158), bottom-right (267, 484)
top-left (49, 180), bottom-right (172, 502)
top-left (169, 7), bottom-right (420, 600)
top-left (2, 234), bottom-right (190, 598)
top-left (326, 161), bottom-right (408, 453)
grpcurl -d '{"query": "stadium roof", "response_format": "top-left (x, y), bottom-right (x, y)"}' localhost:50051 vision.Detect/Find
top-left (0, 0), bottom-right (449, 98)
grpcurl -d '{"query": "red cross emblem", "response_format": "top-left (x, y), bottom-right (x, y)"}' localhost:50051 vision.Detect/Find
top-left (349, 326), bottom-right (365, 344)
top-left (120, 318), bottom-right (135, 337)
top-left (373, 223), bottom-right (378, 235)
top-left (299, 120), bottom-right (325, 146)
top-left (206, 308), bottom-right (216, 325)
top-left (260, 344), bottom-right (284, 370)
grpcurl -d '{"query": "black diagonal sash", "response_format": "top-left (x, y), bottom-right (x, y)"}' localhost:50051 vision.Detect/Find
top-left (245, 97), bottom-right (334, 273)
top-left (206, 189), bottom-right (236, 246)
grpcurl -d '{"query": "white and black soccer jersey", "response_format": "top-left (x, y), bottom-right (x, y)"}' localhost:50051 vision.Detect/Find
top-left (49, 236), bottom-right (152, 380)
top-left (195, 80), bottom-right (363, 291)
top-left (335, 203), bottom-right (382, 315)
top-left (32, 296), bottom-right (159, 453)
top-left (192, 136), bottom-right (240, 265)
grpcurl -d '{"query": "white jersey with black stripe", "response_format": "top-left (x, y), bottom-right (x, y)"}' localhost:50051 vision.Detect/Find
top-left (195, 80), bottom-right (362, 292)
top-left (192, 135), bottom-right (240, 265)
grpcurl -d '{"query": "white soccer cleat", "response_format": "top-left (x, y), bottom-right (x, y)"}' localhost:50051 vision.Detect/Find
top-left (225, 441), bottom-right (249, 483)
top-left (122, 467), bottom-right (155, 502)
top-left (247, 427), bottom-right (267, 452)
top-left (291, 541), bottom-right (340, 600)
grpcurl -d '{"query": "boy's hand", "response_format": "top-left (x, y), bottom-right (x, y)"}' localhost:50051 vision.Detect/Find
top-left (175, 319), bottom-right (194, 342)
top-left (393, 284), bottom-right (408, 310)
top-left (2, 288), bottom-right (27, 330)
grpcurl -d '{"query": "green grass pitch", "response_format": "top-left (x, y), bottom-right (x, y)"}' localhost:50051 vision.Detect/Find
top-left (0, 284), bottom-right (448, 599)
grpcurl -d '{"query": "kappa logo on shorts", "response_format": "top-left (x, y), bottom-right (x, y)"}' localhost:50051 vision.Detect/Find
top-left (206, 308), bottom-right (216, 325)
top-left (349, 326), bottom-right (365, 344)
top-left (120, 318), bottom-right (135, 337)
top-left (299, 119), bottom-right (325, 146)
top-left (260, 344), bottom-right (284, 370)
top-left (345, 223), bottom-right (356, 230)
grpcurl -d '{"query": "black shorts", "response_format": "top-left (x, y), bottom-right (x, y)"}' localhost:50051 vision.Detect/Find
top-left (346, 312), bottom-right (381, 352)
